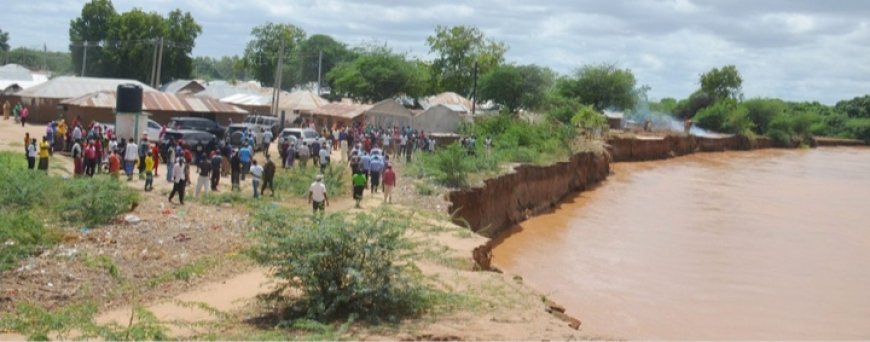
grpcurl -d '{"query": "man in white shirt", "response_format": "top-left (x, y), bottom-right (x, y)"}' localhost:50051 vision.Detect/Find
top-left (124, 138), bottom-right (138, 181)
top-left (308, 174), bottom-right (329, 217)
top-left (249, 159), bottom-right (264, 198)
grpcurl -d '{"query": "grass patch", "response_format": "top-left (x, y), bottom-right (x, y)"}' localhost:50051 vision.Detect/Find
top-left (81, 254), bottom-right (123, 281)
top-left (146, 256), bottom-right (219, 288)
top-left (273, 163), bottom-right (349, 198)
top-left (0, 302), bottom-right (168, 341)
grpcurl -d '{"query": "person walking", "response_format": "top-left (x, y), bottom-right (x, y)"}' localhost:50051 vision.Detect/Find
top-left (37, 136), bottom-right (50, 173)
top-left (284, 142), bottom-right (296, 168)
top-left (319, 143), bottom-right (330, 173)
top-left (308, 174), bottom-right (329, 217)
top-left (124, 138), bottom-right (138, 181)
top-left (369, 153), bottom-right (384, 194)
top-left (19, 105), bottom-right (29, 127)
top-left (165, 142), bottom-right (176, 182)
top-left (108, 150), bottom-right (121, 179)
top-left (352, 170), bottom-right (366, 209)
top-left (210, 152), bottom-right (222, 191)
top-left (138, 137), bottom-right (149, 178)
top-left (261, 157), bottom-right (276, 197)
top-left (84, 140), bottom-right (97, 177)
top-left (230, 149), bottom-right (241, 191)
top-left (249, 159), bottom-right (263, 198)
top-left (71, 140), bottom-right (83, 176)
top-left (26, 138), bottom-right (37, 169)
top-left (383, 164), bottom-right (396, 203)
top-left (194, 154), bottom-right (212, 197)
top-left (151, 143), bottom-right (160, 177)
top-left (297, 142), bottom-right (310, 168)
top-left (361, 151), bottom-right (371, 182)
top-left (144, 151), bottom-right (155, 191)
top-left (168, 158), bottom-right (187, 205)
top-left (262, 128), bottom-right (273, 156)
top-left (2, 100), bottom-right (9, 120)
top-left (239, 144), bottom-right (252, 181)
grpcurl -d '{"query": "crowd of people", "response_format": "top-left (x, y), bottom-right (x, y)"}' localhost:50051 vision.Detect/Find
top-left (15, 116), bottom-right (419, 214)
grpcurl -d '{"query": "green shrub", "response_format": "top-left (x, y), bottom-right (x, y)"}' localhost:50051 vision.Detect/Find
top-left (0, 211), bottom-right (60, 272)
top-left (273, 163), bottom-right (348, 198)
top-left (247, 207), bottom-right (428, 321)
top-left (55, 177), bottom-right (139, 226)
top-left (0, 167), bottom-right (57, 211)
top-left (845, 118), bottom-right (870, 143)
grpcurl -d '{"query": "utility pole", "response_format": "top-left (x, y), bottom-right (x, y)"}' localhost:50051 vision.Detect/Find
top-left (42, 43), bottom-right (47, 72)
top-left (471, 61), bottom-right (478, 116)
top-left (317, 50), bottom-right (323, 95)
top-left (155, 37), bottom-right (164, 87)
top-left (272, 39), bottom-right (285, 117)
top-left (150, 38), bottom-right (159, 87)
top-left (80, 41), bottom-right (88, 77)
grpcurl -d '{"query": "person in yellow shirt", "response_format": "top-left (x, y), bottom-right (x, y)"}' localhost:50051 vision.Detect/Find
top-left (37, 136), bottom-right (50, 172)
top-left (144, 151), bottom-right (155, 191)
top-left (2, 100), bottom-right (9, 120)
top-left (57, 119), bottom-right (68, 151)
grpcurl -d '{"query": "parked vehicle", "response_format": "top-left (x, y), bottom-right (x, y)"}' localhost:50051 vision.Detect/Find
top-left (145, 119), bottom-right (161, 140)
top-left (167, 116), bottom-right (225, 139)
top-left (226, 123), bottom-right (262, 149)
top-left (280, 128), bottom-right (320, 146)
top-left (244, 114), bottom-right (285, 136)
top-left (161, 129), bottom-right (218, 158)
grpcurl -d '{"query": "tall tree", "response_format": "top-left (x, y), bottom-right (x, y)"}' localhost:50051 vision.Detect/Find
top-left (556, 64), bottom-right (637, 112)
top-left (426, 25), bottom-right (507, 96)
top-left (699, 64), bottom-right (742, 101)
top-left (292, 34), bottom-right (353, 87)
top-left (326, 46), bottom-right (426, 102)
top-left (102, 9), bottom-right (167, 82)
top-left (160, 10), bottom-right (202, 84)
top-left (479, 64), bottom-right (556, 113)
top-left (69, 0), bottom-right (117, 77)
top-left (0, 29), bottom-right (9, 52)
top-left (242, 23), bottom-right (306, 87)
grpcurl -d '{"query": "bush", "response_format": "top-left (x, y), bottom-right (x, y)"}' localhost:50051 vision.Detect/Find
top-left (55, 177), bottom-right (139, 226)
top-left (0, 211), bottom-right (60, 271)
top-left (845, 118), bottom-right (870, 143)
top-left (247, 207), bottom-right (428, 322)
top-left (273, 163), bottom-right (348, 198)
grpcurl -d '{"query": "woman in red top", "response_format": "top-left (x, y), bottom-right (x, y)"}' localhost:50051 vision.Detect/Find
top-left (151, 144), bottom-right (161, 177)
top-left (382, 163), bottom-right (396, 203)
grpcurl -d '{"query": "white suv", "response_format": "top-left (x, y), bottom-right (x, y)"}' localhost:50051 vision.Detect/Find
top-left (280, 128), bottom-right (320, 146)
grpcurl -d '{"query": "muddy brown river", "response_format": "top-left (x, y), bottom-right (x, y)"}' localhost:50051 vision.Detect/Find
top-left (492, 148), bottom-right (870, 339)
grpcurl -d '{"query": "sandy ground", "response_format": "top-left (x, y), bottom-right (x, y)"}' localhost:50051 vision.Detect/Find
top-left (0, 119), bottom-right (585, 340)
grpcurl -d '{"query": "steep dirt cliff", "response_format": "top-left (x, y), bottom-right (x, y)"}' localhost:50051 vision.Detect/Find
top-left (608, 134), bottom-right (775, 162)
top-left (448, 151), bottom-right (610, 239)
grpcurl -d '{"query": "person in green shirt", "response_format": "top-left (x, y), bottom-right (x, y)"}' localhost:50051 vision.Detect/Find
top-left (352, 171), bottom-right (367, 209)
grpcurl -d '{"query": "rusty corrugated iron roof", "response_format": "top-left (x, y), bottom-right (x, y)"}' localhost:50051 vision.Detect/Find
top-left (62, 91), bottom-right (248, 114)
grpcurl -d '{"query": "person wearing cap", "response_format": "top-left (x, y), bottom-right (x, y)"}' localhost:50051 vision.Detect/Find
top-left (383, 163), bottom-right (396, 203)
top-left (308, 174), bottom-right (329, 216)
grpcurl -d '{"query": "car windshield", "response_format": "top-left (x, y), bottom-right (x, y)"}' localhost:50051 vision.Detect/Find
top-left (304, 131), bottom-right (318, 138)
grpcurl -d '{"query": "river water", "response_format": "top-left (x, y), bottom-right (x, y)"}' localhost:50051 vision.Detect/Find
top-left (492, 148), bottom-right (870, 339)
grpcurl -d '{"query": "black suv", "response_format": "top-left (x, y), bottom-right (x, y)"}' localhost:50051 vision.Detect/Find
top-left (168, 117), bottom-right (225, 139)
top-left (160, 129), bottom-right (218, 160)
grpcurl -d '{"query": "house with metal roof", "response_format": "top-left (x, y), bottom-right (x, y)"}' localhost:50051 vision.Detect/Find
top-left (160, 79), bottom-right (205, 95)
top-left (1, 76), bottom-right (156, 123)
top-left (309, 102), bottom-right (373, 128)
top-left (62, 90), bottom-right (247, 126)
top-left (0, 64), bottom-right (49, 94)
top-left (365, 99), bottom-right (415, 128)
top-left (414, 104), bottom-right (471, 133)
top-left (420, 92), bottom-right (473, 113)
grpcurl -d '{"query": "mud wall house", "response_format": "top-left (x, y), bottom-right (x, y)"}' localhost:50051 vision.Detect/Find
top-left (365, 99), bottom-right (415, 128)
top-left (62, 91), bottom-right (248, 127)
top-left (413, 104), bottom-right (469, 133)
top-left (4, 76), bottom-right (155, 123)
top-left (309, 102), bottom-right (372, 129)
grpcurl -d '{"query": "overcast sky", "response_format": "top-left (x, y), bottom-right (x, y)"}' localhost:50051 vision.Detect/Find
top-left (2, 0), bottom-right (868, 104)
